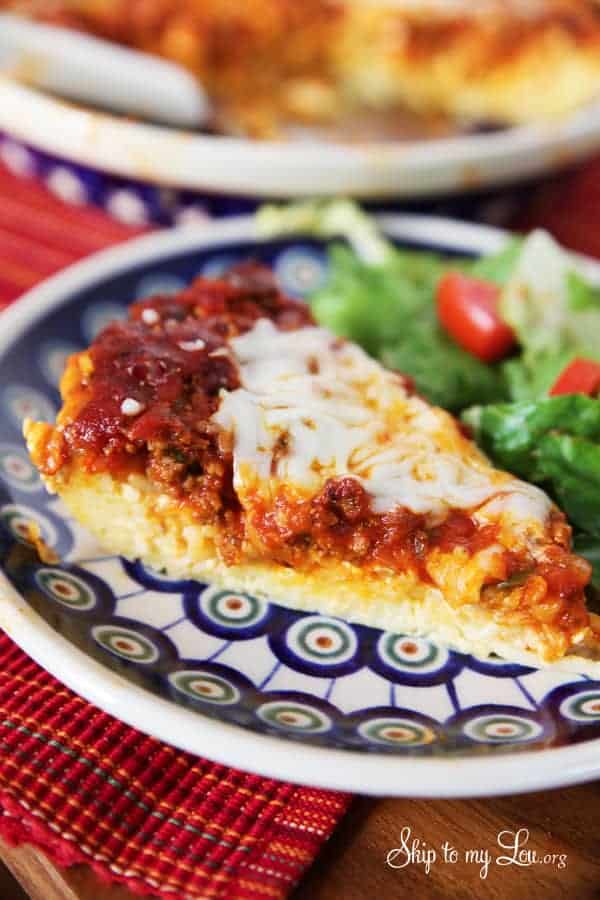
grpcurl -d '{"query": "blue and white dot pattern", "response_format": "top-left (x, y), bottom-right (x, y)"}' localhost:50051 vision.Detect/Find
top-left (81, 303), bottom-right (126, 343)
top-left (462, 713), bottom-right (545, 745)
top-left (3, 385), bottom-right (55, 428)
top-left (358, 717), bottom-right (436, 747)
top-left (35, 568), bottom-right (97, 611)
top-left (92, 625), bottom-right (160, 665)
top-left (274, 246), bottom-right (327, 297)
top-left (47, 166), bottom-right (88, 206)
top-left (0, 139), bottom-right (35, 176)
top-left (169, 670), bottom-right (241, 705)
top-left (0, 503), bottom-right (57, 548)
top-left (560, 690), bottom-right (600, 723)
top-left (257, 700), bottom-right (332, 735)
top-left (285, 616), bottom-right (358, 665)
top-left (135, 274), bottom-right (186, 300)
top-left (39, 340), bottom-right (81, 388)
top-left (0, 444), bottom-right (42, 493)
top-left (378, 633), bottom-right (449, 673)
top-left (0, 132), bottom-right (527, 230)
top-left (1, 223), bottom-right (599, 756)
top-left (271, 614), bottom-right (361, 678)
top-left (191, 586), bottom-right (273, 639)
top-left (106, 189), bottom-right (149, 226)
top-left (200, 254), bottom-right (242, 279)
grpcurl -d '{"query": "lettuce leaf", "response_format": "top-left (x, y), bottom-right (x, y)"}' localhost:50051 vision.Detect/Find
top-left (499, 231), bottom-right (600, 387)
top-left (472, 395), bottom-right (600, 536)
top-left (501, 347), bottom-right (575, 403)
top-left (470, 238), bottom-right (523, 284)
top-left (500, 230), bottom-right (573, 353)
top-left (311, 243), bottom-right (505, 410)
top-left (311, 243), bottom-right (448, 355)
top-left (257, 199), bottom-right (394, 265)
top-left (380, 321), bottom-right (505, 412)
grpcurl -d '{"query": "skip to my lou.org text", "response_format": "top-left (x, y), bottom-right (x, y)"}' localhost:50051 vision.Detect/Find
top-left (386, 827), bottom-right (567, 880)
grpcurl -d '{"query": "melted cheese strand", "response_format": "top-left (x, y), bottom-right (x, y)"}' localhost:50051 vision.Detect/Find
top-left (213, 319), bottom-right (551, 525)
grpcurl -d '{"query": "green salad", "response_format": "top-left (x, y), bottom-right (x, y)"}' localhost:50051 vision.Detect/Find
top-left (258, 200), bottom-right (600, 594)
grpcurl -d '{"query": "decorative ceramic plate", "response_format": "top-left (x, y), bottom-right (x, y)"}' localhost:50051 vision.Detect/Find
top-left (2, 215), bottom-right (600, 798)
top-left (1, 78), bottom-right (600, 214)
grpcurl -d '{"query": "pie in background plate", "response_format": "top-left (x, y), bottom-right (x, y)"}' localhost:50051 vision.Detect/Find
top-left (4, 0), bottom-right (600, 136)
top-left (24, 262), bottom-right (600, 676)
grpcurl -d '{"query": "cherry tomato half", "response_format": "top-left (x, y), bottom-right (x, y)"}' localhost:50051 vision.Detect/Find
top-left (550, 358), bottom-right (600, 397)
top-left (436, 272), bottom-right (515, 363)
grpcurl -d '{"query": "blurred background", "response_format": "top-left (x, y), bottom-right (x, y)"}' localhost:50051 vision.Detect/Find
top-left (0, 0), bottom-right (597, 250)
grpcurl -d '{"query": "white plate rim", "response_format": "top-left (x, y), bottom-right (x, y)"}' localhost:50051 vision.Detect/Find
top-left (1, 213), bottom-right (600, 798)
top-left (2, 77), bottom-right (600, 197)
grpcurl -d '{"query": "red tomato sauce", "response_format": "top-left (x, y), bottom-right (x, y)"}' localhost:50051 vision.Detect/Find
top-left (62, 263), bottom-right (311, 466)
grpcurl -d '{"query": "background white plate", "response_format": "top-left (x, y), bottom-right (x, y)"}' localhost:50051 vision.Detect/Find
top-left (2, 77), bottom-right (600, 198)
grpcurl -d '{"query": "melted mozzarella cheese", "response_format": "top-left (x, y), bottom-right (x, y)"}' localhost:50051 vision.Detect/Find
top-left (212, 319), bottom-right (551, 525)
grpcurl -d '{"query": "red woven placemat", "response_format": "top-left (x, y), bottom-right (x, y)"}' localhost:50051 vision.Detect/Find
top-left (0, 164), bottom-right (351, 898)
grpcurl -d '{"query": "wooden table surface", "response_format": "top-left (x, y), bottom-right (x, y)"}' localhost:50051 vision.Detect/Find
top-left (1, 780), bottom-right (599, 899)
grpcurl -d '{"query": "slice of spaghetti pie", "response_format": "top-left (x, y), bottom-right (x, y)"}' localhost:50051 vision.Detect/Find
top-left (24, 264), bottom-right (600, 673)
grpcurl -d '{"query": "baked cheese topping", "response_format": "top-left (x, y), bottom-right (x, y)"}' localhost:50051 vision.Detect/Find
top-left (213, 318), bottom-right (551, 524)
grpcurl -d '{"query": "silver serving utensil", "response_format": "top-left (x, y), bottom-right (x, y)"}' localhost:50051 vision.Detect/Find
top-left (0, 13), bottom-right (210, 129)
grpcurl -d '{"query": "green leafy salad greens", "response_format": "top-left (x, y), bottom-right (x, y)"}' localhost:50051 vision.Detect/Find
top-left (257, 200), bottom-right (600, 593)
top-left (314, 242), bottom-right (506, 412)
top-left (259, 200), bottom-right (520, 411)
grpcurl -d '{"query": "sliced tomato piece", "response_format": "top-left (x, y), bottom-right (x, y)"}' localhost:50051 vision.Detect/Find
top-left (549, 358), bottom-right (600, 396)
top-left (436, 272), bottom-right (515, 363)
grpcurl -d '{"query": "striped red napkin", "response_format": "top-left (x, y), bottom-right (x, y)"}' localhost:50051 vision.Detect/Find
top-left (0, 165), bottom-right (148, 309)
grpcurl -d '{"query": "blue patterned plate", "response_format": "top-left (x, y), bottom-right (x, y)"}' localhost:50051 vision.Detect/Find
top-left (2, 216), bottom-right (600, 797)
